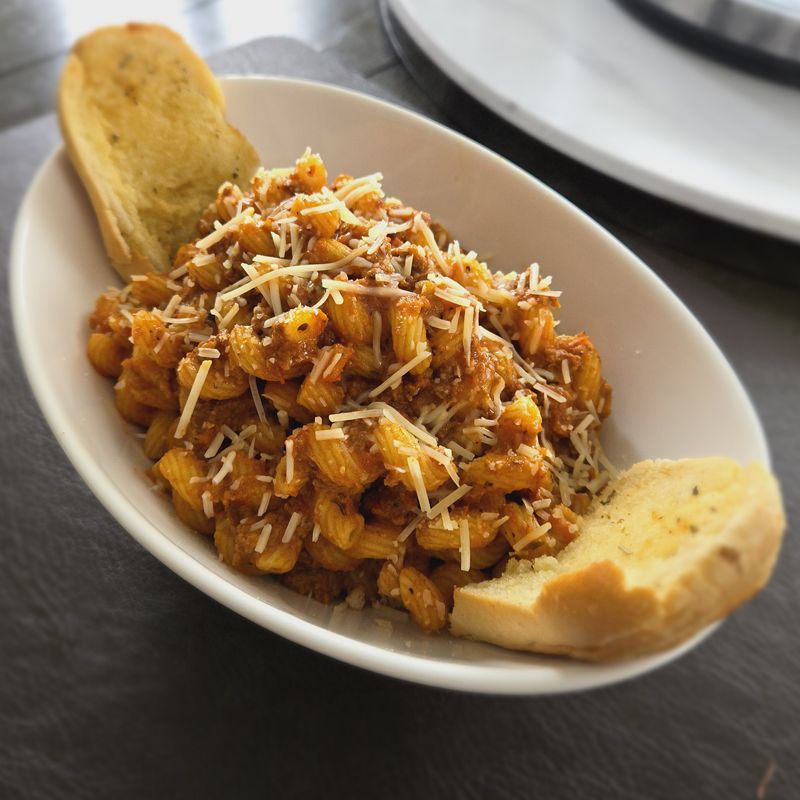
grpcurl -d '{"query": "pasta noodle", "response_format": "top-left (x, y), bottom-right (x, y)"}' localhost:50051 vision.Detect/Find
top-left (143, 410), bottom-right (178, 460)
top-left (429, 562), bottom-right (484, 608)
top-left (87, 332), bottom-right (125, 377)
top-left (399, 566), bottom-right (447, 632)
top-left (314, 488), bottom-right (364, 550)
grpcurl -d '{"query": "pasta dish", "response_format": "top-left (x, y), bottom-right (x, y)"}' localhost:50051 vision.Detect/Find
top-left (87, 150), bottom-right (613, 632)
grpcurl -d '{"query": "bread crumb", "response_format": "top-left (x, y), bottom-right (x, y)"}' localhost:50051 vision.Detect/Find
top-left (345, 586), bottom-right (366, 610)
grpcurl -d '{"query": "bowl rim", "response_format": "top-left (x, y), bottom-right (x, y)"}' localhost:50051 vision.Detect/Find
top-left (9, 75), bottom-right (768, 694)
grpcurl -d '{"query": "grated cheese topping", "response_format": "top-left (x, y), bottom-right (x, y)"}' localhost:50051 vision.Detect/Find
top-left (285, 439), bottom-right (295, 484)
top-left (196, 207), bottom-right (254, 251)
top-left (204, 431), bottom-right (226, 459)
top-left (513, 522), bottom-right (552, 553)
top-left (254, 523), bottom-right (273, 553)
top-left (201, 491), bottom-right (214, 519)
top-left (368, 348), bottom-right (431, 398)
top-left (407, 456), bottom-right (430, 513)
top-left (321, 278), bottom-right (414, 299)
top-left (257, 490), bottom-right (272, 517)
top-left (329, 408), bottom-right (385, 423)
top-left (175, 360), bottom-right (212, 439)
top-left (398, 515), bottom-right (424, 542)
top-left (249, 376), bottom-right (267, 423)
top-left (211, 451), bottom-right (237, 485)
top-left (427, 484), bottom-right (472, 520)
top-left (459, 519), bottom-right (471, 571)
top-left (315, 428), bottom-right (347, 441)
top-left (282, 512), bottom-right (302, 543)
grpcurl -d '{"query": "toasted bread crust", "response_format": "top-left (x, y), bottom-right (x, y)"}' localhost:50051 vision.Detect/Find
top-left (59, 49), bottom-right (134, 275)
top-left (450, 460), bottom-right (785, 660)
top-left (58, 23), bottom-right (259, 280)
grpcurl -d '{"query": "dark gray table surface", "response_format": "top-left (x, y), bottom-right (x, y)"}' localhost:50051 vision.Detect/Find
top-left (1, 37), bottom-right (798, 800)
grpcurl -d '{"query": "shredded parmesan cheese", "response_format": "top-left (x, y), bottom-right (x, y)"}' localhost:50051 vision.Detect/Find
top-left (371, 403), bottom-right (438, 447)
top-left (174, 360), bottom-right (212, 439)
top-left (282, 511), bottom-right (302, 543)
top-left (249, 376), bottom-right (266, 423)
top-left (201, 491), bottom-right (214, 519)
top-left (211, 451), bottom-right (237, 485)
top-left (368, 349), bottom-right (431, 398)
top-left (407, 457), bottom-right (430, 513)
top-left (426, 484), bottom-right (471, 520)
top-left (314, 428), bottom-right (347, 441)
top-left (168, 263), bottom-right (189, 279)
top-left (285, 440), bottom-right (295, 484)
top-left (220, 262), bottom-right (345, 303)
top-left (446, 441), bottom-right (475, 462)
top-left (321, 278), bottom-right (414, 299)
top-left (459, 519), bottom-right (471, 571)
top-left (513, 522), bottom-right (552, 552)
top-left (196, 207), bottom-right (254, 250)
top-left (322, 352), bottom-right (343, 380)
top-left (427, 316), bottom-right (451, 330)
top-left (415, 215), bottom-right (449, 272)
top-left (162, 294), bottom-right (182, 319)
top-left (204, 431), bottom-right (226, 459)
top-left (254, 524), bottom-right (273, 553)
top-left (329, 408), bottom-right (385, 423)
top-left (257, 491), bottom-right (272, 517)
top-left (398, 515), bottom-right (423, 542)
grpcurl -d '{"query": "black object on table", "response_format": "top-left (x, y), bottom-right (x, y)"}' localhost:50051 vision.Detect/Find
top-left (0, 37), bottom-right (798, 800)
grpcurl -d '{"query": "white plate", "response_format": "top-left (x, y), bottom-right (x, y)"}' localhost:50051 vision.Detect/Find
top-left (386, 0), bottom-right (800, 243)
top-left (10, 77), bottom-right (769, 694)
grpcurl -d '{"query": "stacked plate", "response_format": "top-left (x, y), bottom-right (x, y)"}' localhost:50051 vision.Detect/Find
top-left (384, 0), bottom-right (800, 244)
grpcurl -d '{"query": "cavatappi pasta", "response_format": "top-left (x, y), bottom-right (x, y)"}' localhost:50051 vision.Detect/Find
top-left (88, 149), bottom-right (613, 632)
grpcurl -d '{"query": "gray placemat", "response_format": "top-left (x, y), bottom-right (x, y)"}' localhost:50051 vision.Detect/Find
top-left (1, 36), bottom-right (797, 800)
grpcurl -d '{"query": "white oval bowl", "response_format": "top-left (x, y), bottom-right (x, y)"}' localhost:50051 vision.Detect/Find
top-left (10, 77), bottom-right (768, 694)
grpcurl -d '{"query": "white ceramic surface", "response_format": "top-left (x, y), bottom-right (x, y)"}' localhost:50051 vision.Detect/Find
top-left (11, 77), bottom-right (769, 694)
top-left (386, 0), bottom-right (800, 243)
